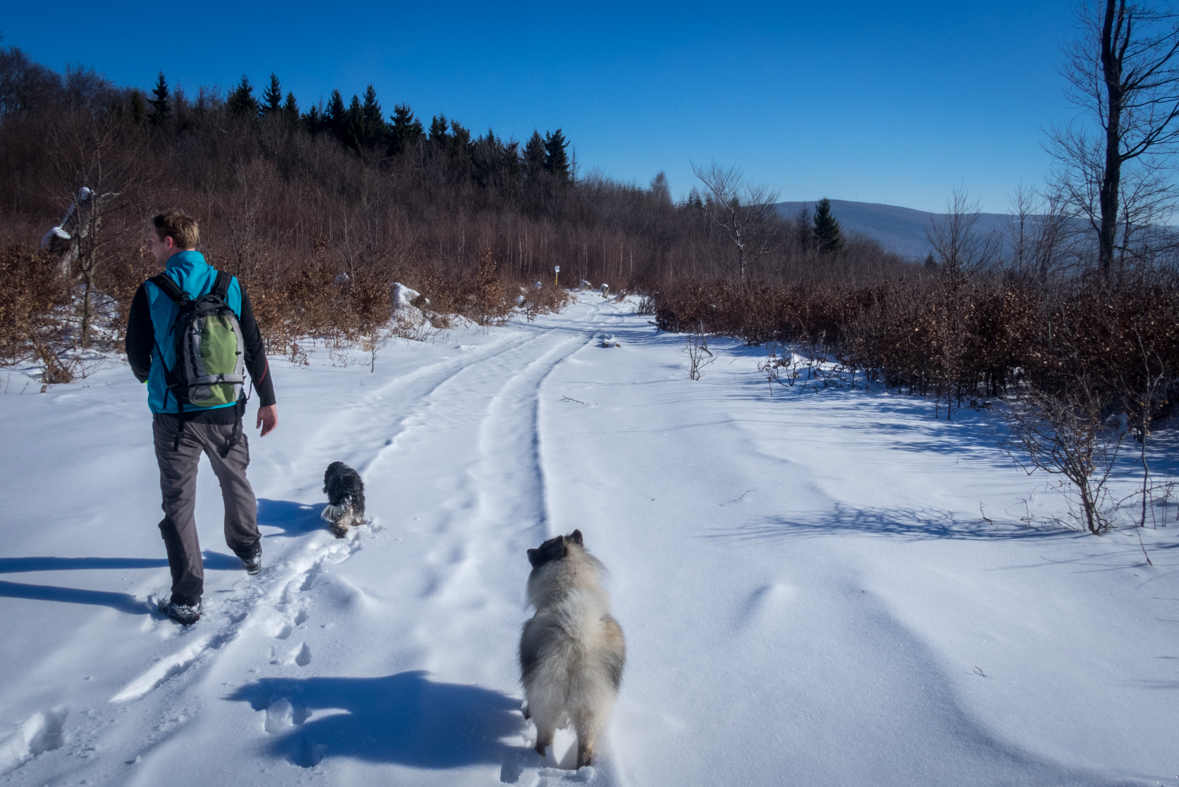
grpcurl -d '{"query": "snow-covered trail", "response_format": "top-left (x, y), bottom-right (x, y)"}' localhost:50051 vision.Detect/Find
top-left (1, 293), bottom-right (1176, 786)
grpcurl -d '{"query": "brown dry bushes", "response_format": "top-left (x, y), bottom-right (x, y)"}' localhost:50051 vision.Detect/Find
top-left (654, 270), bottom-right (1179, 421)
top-left (0, 244), bottom-right (69, 369)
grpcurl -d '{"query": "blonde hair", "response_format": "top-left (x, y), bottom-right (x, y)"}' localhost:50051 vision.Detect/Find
top-left (152, 212), bottom-right (199, 249)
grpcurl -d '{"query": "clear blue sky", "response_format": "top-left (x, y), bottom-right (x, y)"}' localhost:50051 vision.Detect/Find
top-left (3, 0), bottom-right (1083, 214)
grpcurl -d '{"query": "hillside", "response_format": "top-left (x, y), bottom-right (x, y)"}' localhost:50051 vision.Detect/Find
top-left (776, 199), bottom-right (1020, 260)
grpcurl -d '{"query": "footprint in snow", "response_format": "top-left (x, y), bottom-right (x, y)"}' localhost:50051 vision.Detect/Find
top-left (293, 643), bottom-right (311, 667)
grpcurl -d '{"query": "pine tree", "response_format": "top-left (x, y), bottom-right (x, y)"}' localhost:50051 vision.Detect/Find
top-left (262, 73), bottom-right (283, 117)
top-left (812, 198), bottom-right (843, 255)
top-left (227, 75), bottom-right (259, 118)
top-left (543, 128), bottom-right (570, 182)
top-left (148, 72), bottom-right (170, 128)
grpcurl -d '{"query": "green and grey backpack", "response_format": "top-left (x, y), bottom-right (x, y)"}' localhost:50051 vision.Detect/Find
top-left (150, 270), bottom-right (246, 411)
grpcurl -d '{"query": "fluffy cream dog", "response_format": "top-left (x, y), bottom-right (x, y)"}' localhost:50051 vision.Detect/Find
top-left (519, 529), bottom-right (626, 768)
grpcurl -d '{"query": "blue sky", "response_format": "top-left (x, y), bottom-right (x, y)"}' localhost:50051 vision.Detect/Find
top-left (3, 0), bottom-right (1082, 213)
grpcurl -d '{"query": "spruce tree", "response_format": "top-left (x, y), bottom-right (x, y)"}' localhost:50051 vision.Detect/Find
top-left (428, 114), bottom-right (450, 144)
top-left (325, 90), bottom-right (347, 141)
top-left (793, 205), bottom-right (813, 251)
top-left (282, 92), bottom-right (299, 128)
top-left (812, 197), bottom-right (843, 255)
top-left (360, 85), bottom-right (385, 148)
top-left (448, 119), bottom-right (473, 178)
top-left (345, 94), bottom-right (364, 150)
top-left (128, 89), bottom-right (147, 126)
top-left (302, 104), bottom-right (324, 135)
top-left (227, 75), bottom-right (259, 118)
top-left (262, 73), bottom-right (283, 117)
top-left (543, 129), bottom-right (570, 182)
top-left (388, 104), bottom-right (423, 155)
top-left (523, 130), bottom-right (546, 180)
top-left (148, 71), bottom-right (170, 128)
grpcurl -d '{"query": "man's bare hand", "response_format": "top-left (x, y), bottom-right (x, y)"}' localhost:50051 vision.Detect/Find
top-left (257, 404), bottom-right (278, 437)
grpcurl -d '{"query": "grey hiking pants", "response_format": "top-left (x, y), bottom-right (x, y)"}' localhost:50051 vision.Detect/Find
top-left (152, 415), bottom-right (261, 604)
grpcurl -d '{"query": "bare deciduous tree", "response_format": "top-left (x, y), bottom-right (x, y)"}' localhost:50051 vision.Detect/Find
top-left (1006, 184), bottom-right (1078, 285)
top-left (691, 163), bottom-right (781, 281)
top-left (1001, 380), bottom-right (1124, 533)
top-left (1050, 0), bottom-right (1179, 275)
top-left (44, 105), bottom-right (149, 348)
top-left (926, 189), bottom-right (999, 283)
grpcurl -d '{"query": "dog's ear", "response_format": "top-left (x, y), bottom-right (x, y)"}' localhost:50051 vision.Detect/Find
top-left (568, 529), bottom-right (583, 546)
top-left (529, 534), bottom-right (569, 567)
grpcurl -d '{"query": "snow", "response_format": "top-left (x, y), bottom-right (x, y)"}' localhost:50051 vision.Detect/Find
top-left (0, 292), bottom-right (1176, 786)
top-left (391, 282), bottom-right (426, 327)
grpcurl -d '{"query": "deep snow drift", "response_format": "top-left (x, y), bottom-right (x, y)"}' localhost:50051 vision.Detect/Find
top-left (0, 292), bottom-right (1175, 786)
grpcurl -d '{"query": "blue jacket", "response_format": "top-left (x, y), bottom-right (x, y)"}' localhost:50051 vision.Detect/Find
top-left (132, 251), bottom-right (243, 414)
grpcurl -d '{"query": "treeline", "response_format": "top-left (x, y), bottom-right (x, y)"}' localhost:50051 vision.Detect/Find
top-left (0, 47), bottom-right (907, 366)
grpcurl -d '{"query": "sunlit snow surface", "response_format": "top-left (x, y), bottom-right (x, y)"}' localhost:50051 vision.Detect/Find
top-left (0, 292), bottom-right (1175, 786)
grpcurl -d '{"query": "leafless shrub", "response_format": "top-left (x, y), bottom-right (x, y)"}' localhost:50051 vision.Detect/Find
top-left (519, 279), bottom-right (570, 322)
top-left (684, 329), bottom-right (715, 380)
top-left (1000, 383), bottom-right (1124, 533)
top-left (633, 292), bottom-right (656, 315)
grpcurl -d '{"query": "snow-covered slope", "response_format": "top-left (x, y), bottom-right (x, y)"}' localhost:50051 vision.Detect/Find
top-left (0, 293), bottom-right (1175, 786)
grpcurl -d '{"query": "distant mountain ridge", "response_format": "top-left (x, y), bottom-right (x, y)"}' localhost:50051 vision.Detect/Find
top-left (776, 200), bottom-right (1020, 261)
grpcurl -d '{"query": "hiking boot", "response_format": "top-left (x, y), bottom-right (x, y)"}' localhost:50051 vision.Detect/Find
top-left (159, 596), bottom-right (201, 625)
top-left (242, 547), bottom-right (263, 576)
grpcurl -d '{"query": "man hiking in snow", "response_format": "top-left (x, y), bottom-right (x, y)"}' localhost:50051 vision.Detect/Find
top-left (125, 212), bottom-right (277, 625)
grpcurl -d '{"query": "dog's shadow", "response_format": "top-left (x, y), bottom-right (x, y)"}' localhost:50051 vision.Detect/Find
top-left (228, 671), bottom-right (527, 769)
top-left (257, 498), bottom-right (327, 538)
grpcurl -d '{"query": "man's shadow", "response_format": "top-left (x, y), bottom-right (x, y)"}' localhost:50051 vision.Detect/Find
top-left (0, 552), bottom-right (245, 615)
top-left (228, 671), bottom-right (527, 769)
top-left (257, 498), bottom-right (326, 538)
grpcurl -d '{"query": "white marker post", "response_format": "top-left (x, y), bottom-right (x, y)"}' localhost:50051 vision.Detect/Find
top-left (554, 265), bottom-right (560, 287)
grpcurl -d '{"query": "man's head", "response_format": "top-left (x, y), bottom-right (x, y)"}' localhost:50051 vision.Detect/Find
top-left (148, 212), bottom-right (199, 264)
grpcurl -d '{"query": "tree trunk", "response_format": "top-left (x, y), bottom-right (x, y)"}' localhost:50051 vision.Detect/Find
top-left (1098, 0), bottom-right (1125, 276)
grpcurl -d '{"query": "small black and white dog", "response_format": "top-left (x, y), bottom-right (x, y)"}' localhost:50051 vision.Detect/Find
top-left (321, 461), bottom-right (366, 538)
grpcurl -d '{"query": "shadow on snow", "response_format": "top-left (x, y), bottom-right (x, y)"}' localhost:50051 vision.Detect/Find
top-left (702, 503), bottom-right (1074, 543)
top-left (0, 551), bottom-right (250, 615)
top-left (0, 579), bottom-right (152, 614)
top-left (257, 498), bottom-right (327, 538)
top-left (0, 552), bottom-right (241, 573)
top-left (227, 670), bottom-right (527, 769)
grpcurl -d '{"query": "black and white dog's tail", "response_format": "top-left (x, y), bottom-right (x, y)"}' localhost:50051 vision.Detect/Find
top-left (321, 461), bottom-right (366, 537)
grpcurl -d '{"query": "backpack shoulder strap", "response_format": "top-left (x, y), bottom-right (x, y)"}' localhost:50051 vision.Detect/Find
top-left (149, 273), bottom-right (189, 304)
top-left (210, 270), bottom-right (231, 300)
